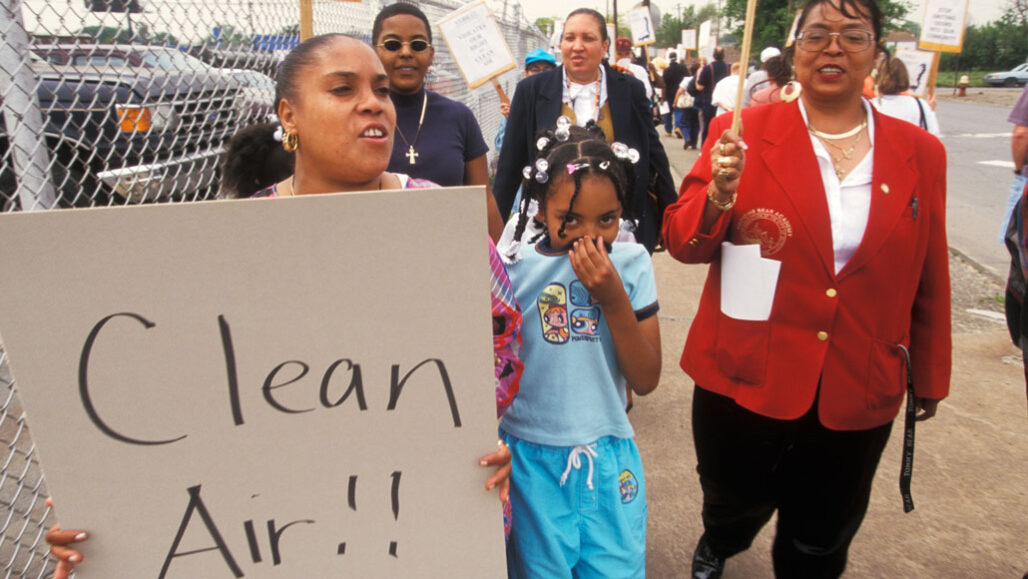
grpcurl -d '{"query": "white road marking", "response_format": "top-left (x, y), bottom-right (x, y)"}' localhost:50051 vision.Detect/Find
top-left (965, 308), bottom-right (1006, 323)
top-left (950, 132), bottom-right (1012, 138)
top-left (978, 160), bottom-right (1016, 169)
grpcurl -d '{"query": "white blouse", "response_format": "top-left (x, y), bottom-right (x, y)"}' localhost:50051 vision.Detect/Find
top-left (561, 66), bottom-right (609, 126)
top-left (798, 99), bottom-right (876, 274)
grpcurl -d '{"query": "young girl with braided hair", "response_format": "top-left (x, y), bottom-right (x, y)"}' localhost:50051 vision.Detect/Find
top-left (500, 118), bottom-right (661, 577)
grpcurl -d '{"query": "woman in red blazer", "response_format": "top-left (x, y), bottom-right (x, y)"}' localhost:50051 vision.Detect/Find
top-left (663, 1), bottom-right (950, 577)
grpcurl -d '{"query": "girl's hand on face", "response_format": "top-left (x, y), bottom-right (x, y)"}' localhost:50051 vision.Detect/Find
top-left (569, 236), bottom-right (624, 305)
top-left (479, 440), bottom-right (511, 504)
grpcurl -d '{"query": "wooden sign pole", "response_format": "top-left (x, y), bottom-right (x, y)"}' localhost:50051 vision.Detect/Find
top-left (731, 0), bottom-right (758, 133)
top-left (491, 77), bottom-right (510, 106)
top-left (299, 0), bottom-right (314, 42)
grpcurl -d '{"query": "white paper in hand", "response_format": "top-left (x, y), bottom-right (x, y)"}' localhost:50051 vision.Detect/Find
top-left (720, 242), bottom-right (781, 320)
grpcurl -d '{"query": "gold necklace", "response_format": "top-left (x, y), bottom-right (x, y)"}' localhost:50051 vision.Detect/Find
top-left (394, 91), bottom-right (428, 165)
top-left (809, 118), bottom-right (867, 140)
top-left (816, 129), bottom-right (865, 180)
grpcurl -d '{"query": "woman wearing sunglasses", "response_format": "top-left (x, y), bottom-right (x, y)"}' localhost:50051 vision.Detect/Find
top-left (663, 0), bottom-right (950, 577)
top-left (372, 4), bottom-right (503, 241)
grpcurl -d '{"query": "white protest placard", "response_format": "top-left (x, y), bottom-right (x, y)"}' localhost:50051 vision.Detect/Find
top-left (607, 23), bottom-right (616, 62)
top-left (895, 48), bottom-right (938, 97)
top-left (550, 19), bottom-right (564, 54)
top-left (919, 0), bottom-right (970, 53)
top-left (628, 6), bottom-right (656, 46)
top-left (681, 29), bottom-right (697, 51)
top-left (0, 188), bottom-right (504, 578)
top-left (437, 1), bottom-right (516, 89)
top-left (698, 20), bottom-right (712, 49)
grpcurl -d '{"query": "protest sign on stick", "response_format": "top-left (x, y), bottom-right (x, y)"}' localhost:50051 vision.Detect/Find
top-left (919, 0), bottom-right (970, 53)
top-left (732, 0), bottom-right (759, 133)
top-left (698, 20), bottom-right (712, 49)
top-left (628, 6), bottom-right (656, 46)
top-left (681, 29), bottom-right (696, 53)
top-left (895, 48), bottom-right (938, 97)
top-left (0, 187), bottom-right (504, 578)
top-left (437, 1), bottom-right (517, 90)
top-left (607, 23), bottom-right (616, 62)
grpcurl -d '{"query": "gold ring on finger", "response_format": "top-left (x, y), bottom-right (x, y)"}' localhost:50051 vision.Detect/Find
top-left (716, 156), bottom-right (733, 168)
top-left (718, 168), bottom-right (732, 179)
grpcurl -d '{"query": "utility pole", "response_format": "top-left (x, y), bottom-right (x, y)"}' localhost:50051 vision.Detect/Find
top-left (613, 0), bottom-right (619, 39)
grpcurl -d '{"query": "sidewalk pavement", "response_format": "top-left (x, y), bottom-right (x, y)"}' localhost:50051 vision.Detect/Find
top-left (637, 132), bottom-right (1028, 577)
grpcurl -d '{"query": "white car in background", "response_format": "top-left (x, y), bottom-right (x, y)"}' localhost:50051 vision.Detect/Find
top-left (224, 68), bottom-right (277, 123)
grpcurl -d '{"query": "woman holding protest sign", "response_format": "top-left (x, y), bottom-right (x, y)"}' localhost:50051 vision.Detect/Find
top-left (492, 8), bottom-right (677, 253)
top-left (44, 33), bottom-right (519, 578)
top-left (371, 3), bottom-right (503, 240)
top-left (663, 0), bottom-right (950, 576)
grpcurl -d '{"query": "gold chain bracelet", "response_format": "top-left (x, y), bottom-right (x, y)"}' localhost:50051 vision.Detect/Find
top-left (706, 183), bottom-right (737, 211)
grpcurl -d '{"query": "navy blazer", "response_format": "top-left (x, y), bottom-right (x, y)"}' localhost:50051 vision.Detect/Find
top-left (493, 64), bottom-right (677, 252)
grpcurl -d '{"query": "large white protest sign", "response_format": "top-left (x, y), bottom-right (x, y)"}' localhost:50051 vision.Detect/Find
top-left (437, 1), bottom-right (516, 89)
top-left (0, 188), bottom-right (504, 577)
top-left (628, 6), bottom-right (656, 46)
top-left (895, 49), bottom-right (938, 97)
top-left (919, 0), bottom-right (969, 53)
top-left (681, 29), bottom-right (697, 51)
top-left (698, 20), bottom-right (712, 49)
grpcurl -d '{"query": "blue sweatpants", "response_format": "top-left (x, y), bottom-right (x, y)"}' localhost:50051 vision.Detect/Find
top-left (502, 433), bottom-right (647, 578)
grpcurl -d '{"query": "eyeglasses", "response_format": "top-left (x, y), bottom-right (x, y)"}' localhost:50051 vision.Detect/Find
top-left (796, 29), bottom-right (874, 52)
top-left (377, 39), bottom-right (431, 53)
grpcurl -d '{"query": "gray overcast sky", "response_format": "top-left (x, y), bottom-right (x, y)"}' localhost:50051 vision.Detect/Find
top-left (514, 0), bottom-right (1006, 27)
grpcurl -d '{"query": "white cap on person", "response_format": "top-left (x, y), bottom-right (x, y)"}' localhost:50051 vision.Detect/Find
top-left (760, 46), bottom-right (781, 63)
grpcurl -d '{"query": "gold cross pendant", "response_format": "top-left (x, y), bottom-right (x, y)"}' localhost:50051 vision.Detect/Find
top-left (406, 145), bottom-right (419, 165)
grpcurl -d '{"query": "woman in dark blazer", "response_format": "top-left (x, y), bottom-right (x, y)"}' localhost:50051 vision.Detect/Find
top-left (492, 8), bottom-right (676, 253)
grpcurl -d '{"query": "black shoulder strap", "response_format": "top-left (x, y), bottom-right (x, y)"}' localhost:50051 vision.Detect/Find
top-left (914, 96), bottom-right (927, 130)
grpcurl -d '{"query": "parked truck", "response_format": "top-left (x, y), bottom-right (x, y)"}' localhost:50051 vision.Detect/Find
top-left (1, 44), bottom-right (244, 209)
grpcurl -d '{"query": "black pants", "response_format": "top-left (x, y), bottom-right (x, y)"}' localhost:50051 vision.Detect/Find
top-left (700, 105), bottom-right (719, 146)
top-left (691, 385), bottom-right (892, 579)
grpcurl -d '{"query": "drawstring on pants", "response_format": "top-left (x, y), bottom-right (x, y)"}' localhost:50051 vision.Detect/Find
top-left (560, 444), bottom-right (599, 489)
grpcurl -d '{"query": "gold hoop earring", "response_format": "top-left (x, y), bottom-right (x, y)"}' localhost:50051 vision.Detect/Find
top-left (781, 80), bottom-right (802, 103)
top-left (282, 130), bottom-right (299, 153)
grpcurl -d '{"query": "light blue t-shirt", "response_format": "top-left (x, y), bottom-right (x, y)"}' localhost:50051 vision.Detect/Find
top-left (499, 239), bottom-right (659, 446)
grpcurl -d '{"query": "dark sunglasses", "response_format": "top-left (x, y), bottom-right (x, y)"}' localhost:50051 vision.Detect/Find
top-left (377, 39), bottom-right (431, 53)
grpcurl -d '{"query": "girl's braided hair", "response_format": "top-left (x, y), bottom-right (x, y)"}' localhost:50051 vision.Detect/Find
top-left (510, 121), bottom-right (636, 257)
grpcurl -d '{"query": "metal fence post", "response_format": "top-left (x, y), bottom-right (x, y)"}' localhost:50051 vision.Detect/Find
top-left (0, 0), bottom-right (57, 211)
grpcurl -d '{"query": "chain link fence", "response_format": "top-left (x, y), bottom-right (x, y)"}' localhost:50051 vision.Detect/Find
top-left (0, 0), bottom-right (545, 575)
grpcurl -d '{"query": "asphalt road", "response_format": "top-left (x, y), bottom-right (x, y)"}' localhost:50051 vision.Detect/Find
top-left (937, 96), bottom-right (1020, 279)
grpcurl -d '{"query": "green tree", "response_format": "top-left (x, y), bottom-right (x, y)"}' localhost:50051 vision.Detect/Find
top-left (534, 17), bottom-right (555, 37)
top-left (719, 0), bottom-right (909, 62)
top-left (939, 1), bottom-right (1028, 72)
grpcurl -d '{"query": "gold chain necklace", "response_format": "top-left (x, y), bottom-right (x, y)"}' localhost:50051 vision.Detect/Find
top-left (394, 91), bottom-right (428, 165)
top-left (810, 119), bottom-right (867, 180)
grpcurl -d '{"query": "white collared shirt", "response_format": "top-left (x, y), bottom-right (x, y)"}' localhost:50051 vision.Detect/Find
top-left (799, 98), bottom-right (876, 274)
top-left (562, 66), bottom-right (608, 126)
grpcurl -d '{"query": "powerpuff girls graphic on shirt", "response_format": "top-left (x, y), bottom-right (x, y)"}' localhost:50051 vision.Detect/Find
top-left (537, 281), bottom-right (601, 344)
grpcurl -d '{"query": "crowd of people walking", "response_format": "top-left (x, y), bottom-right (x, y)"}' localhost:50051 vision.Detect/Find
top-left (43, 0), bottom-right (962, 577)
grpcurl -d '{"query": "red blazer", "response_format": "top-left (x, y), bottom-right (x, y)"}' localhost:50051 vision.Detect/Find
top-left (664, 101), bottom-right (951, 431)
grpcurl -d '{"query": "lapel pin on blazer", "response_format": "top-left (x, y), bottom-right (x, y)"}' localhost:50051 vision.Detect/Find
top-left (880, 183), bottom-right (890, 194)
